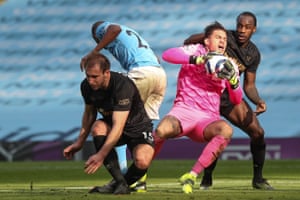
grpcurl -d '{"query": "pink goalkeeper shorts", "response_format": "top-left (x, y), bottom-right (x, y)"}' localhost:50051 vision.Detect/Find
top-left (167, 103), bottom-right (221, 142)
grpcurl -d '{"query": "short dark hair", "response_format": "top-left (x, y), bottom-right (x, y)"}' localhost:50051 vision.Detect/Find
top-left (237, 11), bottom-right (257, 27)
top-left (204, 21), bottom-right (226, 38)
top-left (85, 53), bottom-right (110, 72)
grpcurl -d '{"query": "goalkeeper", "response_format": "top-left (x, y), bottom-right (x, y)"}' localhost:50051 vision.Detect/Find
top-left (183, 11), bottom-right (273, 190)
top-left (153, 21), bottom-right (242, 194)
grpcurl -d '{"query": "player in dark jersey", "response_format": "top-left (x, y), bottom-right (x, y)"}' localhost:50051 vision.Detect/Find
top-left (183, 11), bottom-right (273, 190)
top-left (63, 53), bottom-right (154, 195)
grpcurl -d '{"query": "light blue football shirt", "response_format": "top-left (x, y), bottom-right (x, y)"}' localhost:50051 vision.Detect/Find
top-left (94, 21), bottom-right (161, 71)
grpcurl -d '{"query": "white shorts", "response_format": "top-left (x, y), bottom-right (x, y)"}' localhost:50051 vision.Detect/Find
top-left (128, 66), bottom-right (167, 120)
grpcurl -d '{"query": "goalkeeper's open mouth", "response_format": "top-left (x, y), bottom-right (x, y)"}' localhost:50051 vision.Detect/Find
top-left (217, 45), bottom-right (225, 53)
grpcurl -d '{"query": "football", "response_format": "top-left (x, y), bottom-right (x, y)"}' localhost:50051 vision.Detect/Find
top-left (204, 54), bottom-right (228, 75)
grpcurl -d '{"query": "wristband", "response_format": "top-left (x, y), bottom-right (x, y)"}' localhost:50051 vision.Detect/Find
top-left (229, 76), bottom-right (239, 89)
top-left (189, 56), bottom-right (204, 65)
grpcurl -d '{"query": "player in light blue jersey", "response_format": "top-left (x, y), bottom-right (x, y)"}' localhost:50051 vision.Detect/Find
top-left (80, 21), bottom-right (167, 192)
top-left (89, 21), bottom-right (161, 71)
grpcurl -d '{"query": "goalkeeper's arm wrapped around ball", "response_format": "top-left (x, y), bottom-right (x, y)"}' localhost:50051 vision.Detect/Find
top-left (217, 59), bottom-right (239, 89)
top-left (162, 44), bottom-right (242, 105)
top-left (217, 58), bottom-right (242, 104)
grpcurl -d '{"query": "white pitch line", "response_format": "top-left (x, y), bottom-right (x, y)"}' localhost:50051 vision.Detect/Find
top-left (0, 182), bottom-right (180, 192)
top-left (2, 180), bottom-right (299, 192)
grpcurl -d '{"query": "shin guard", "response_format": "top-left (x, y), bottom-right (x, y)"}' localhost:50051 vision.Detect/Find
top-left (193, 135), bottom-right (230, 174)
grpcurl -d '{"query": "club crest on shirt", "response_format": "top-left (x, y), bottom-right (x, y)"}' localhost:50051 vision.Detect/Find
top-left (225, 52), bottom-right (246, 73)
top-left (118, 98), bottom-right (130, 106)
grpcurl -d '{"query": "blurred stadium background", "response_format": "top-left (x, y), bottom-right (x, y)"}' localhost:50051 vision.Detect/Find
top-left (0, 0), bottom-right (299, 161)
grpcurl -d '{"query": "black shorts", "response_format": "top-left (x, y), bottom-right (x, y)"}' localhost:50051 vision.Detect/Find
top-left (98, 118), bottom-right (154, 152)
top-left (220, 89), bottom-right (239, 115)
top-left (116, 131), bottom-right (154, 153)
top-left (220, 89), bottom-right (247, 117)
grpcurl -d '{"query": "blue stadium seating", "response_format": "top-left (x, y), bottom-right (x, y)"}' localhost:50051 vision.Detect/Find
top-left (0, 0), bottom-right (300, 141)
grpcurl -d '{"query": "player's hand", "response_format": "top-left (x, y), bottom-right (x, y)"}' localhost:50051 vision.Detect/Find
top-left (190, 53), bottom-right (213, 65)
top-left (254, 99), bottom-right (267, 115)
top-left (84, 153), bottom-right (104, 174)
top-left (80, 55), bottom-right (88, 72)
top-left (217, 60), bottom-right (239, 89)
top-left (63, 142), bottom-right (82, 160)
top-left (80, 50), bottom-right (98, 71)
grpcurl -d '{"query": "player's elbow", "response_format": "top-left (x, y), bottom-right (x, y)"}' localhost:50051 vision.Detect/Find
top-left (107, 24), bottom-right (121, 36)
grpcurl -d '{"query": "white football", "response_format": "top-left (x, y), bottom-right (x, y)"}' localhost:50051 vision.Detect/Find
top-left (204, 54), bottom-right (228, 75)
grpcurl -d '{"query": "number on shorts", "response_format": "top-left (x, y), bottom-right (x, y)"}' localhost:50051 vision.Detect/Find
top-left (142, 131), bottom-right (154, 142)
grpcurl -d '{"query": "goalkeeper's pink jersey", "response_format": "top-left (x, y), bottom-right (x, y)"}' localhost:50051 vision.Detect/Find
top-left (162, 44), bottom-right (242, 116)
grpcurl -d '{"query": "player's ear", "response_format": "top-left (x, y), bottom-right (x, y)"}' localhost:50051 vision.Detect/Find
top-left (204, 38), bottom-right (209, 46)
top-left (104, 69), bottom-right (110, 76)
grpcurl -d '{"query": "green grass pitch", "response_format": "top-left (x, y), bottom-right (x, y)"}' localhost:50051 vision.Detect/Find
top-left (0, 160), bottom-right (299, 200)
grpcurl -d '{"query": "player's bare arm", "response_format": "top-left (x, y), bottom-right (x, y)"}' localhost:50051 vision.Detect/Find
top-left (80, 24), bottom-right (121, 71)
top-left (183, 33), bottom-right (205, 45)
top-left (93, 24), bottom-right (121, 52)
top-left (63, 104), bottom-right (97, 159)
top-left (84, 110), bottom-right (129, 174)
top-left (243, 71), bottom-right (266, 114)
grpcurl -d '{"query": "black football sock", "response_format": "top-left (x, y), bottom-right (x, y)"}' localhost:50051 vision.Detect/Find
top-left (103, 150), bottom-right (127, 184)
top-left (203, 158), bottom-right (218, 178)
top-left (124, 163), bottom-right (147, 186)
top-left (250, 141), bottom-right (266, 182)
top-left (93, 136), bottom-right (126, 184)
top-left (93, 135), bottom-right (106, 151)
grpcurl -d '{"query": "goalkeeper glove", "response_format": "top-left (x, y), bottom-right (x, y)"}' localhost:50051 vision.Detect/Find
top-left (189, 53), bottom-right (215, 65)
top-left (217, 60), bottom-right (239, 89)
